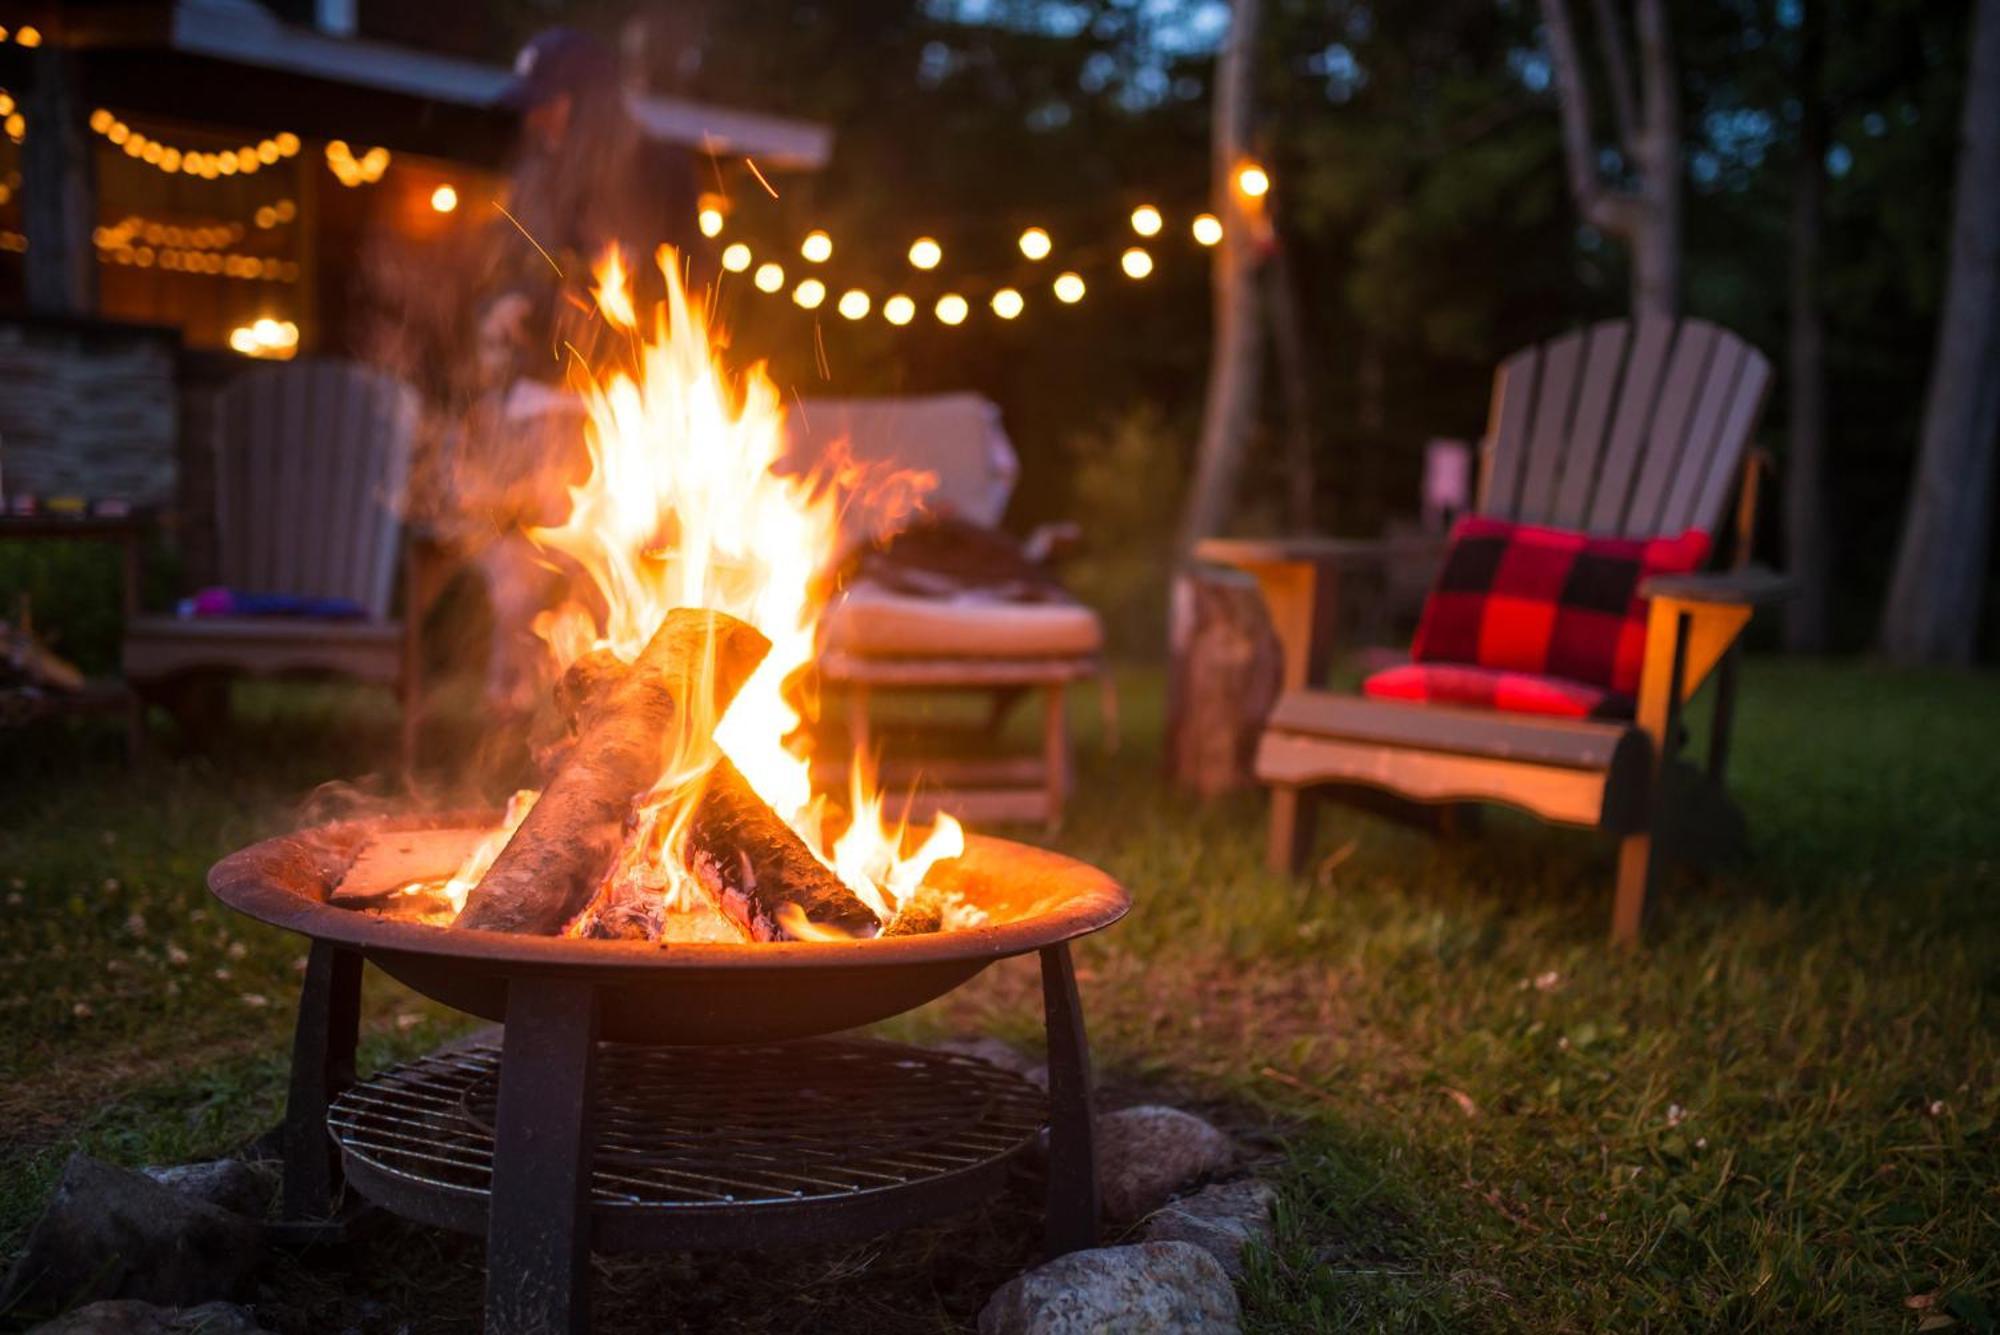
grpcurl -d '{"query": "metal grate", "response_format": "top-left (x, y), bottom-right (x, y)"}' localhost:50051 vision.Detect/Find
top-left (328, 1038), bottom-right (1046, 1218)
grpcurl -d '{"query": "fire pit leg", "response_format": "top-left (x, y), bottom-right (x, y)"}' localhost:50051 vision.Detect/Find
top-left (281, 940), bottom-right (362, 1221)
top-left (485, 977), bottom-right (600, 1335)
top-left (1039, 943), bottom-right (1099, 1256)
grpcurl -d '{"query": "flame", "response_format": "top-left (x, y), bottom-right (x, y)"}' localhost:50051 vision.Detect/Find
top-left (491, 245), bottom-right (962, 936)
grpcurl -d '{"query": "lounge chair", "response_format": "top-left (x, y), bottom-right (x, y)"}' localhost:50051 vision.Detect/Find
top-left (788, 394), bottom-right (1105, 830)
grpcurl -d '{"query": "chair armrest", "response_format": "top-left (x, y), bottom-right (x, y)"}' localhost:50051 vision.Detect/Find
top-left (1194, 535), bottom-right (1405, 573)
top-left (1641, 566), bottom-right (1794, 607)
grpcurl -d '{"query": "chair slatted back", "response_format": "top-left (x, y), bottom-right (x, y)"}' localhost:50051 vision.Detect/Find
top-left (212, 360), bottom-right (418, 619)
top-left (1476, 315), bottom-right (1771, 540)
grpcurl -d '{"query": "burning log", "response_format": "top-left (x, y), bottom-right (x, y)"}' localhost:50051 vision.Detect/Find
top-left (453, 609), bottom-right (771, 935)
top-left (684, 758), bottom-right (883, 941)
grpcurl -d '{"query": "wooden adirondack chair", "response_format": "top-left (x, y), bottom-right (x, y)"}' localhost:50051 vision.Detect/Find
top-left (1201, 315), bottom-right (1790, 944)
top-left (123, 360), bottom-right (424, 766)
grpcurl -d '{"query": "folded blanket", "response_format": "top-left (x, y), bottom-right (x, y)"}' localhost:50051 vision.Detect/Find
top-left (177, 587), bottom-right (369, 620)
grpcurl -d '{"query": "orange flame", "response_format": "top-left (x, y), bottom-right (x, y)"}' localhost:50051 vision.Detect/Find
top-left (500, 245), bottom-right (962, 935)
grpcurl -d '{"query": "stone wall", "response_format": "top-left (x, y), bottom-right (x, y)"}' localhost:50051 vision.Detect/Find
top-left (0, 315), bottom-right (181, 509)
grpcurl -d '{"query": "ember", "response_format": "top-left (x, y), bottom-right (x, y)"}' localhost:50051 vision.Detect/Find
top-left (381, 247), bottom-right (975, 942)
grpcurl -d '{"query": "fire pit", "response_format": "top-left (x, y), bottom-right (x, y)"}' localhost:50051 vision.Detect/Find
top-left (203, 245), bottom-right (1132, 1331)
top-left (210, 814), bottom-right (1127, 1334)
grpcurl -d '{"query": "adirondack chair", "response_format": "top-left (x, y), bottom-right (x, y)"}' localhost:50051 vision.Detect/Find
top-left (1201, 315), bottom-right (1790, 944)
top-left (123, 360), bottom-right (424, 767)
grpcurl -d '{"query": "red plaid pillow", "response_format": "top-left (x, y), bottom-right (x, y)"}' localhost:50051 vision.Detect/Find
top-left (1411, 517), bottom-right (1710, 697)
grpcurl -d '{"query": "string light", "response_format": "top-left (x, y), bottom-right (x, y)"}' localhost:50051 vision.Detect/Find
top-left (800, 230), bottom-right (833, 263)
top-left (935, 293), bottom-right (968, 325)
top-left (838, 289), bottom-right (871, 320)
top-left (253, 199), bottom-right (298, 229)
top-left (85, 110), bottom-right (303, 179)
top-left (1120, 247), bottom-right (1154, 279)
top-left (883, 294), bottom-right (916, 326)
top-left (793, 278), bottom-right (826, 309)
top-left (430, 184), bottom-right (458, 214)
top-left (1018, 227), bottom-right (1052, 260)
top-left (1191, 213), bottom-right (1224, 246)
top-left (1130, 205), bottom-right (1162, 237)
top-left (990, 287), bottom-right (1024, 319)
top-left (1053, 272), bottom-right (1086, 304)
top-left (1235, 162), bottom-right (1270, 198)
top-left (720, 243), bottom-right (752, 273)
top-left (325, 140), bottom-right (390, 187)
top-left (11, 26), bottom-right (42, 47)
top-left (753, 261), bottom-right (785, 293)
top-left (228, 318), bottom-right (300, 360)
top-left (907, 237), bottom-right (942, 270)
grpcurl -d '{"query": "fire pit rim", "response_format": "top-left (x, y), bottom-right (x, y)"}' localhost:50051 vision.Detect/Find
top-left (207, 812), bottom-right (1129, 971)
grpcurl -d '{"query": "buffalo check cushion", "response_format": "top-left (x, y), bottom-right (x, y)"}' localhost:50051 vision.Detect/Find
top-left (1403, 516), bottom-right (1710, 700)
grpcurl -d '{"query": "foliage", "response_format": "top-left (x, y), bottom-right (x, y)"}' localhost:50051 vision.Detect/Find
top-left (3, 663), bottom-right (1996, 1328)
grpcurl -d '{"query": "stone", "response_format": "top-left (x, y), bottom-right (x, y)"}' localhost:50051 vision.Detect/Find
top-left (0, 1154), bottom-right (262, 1313)
top-left (27, 1300), bottom-right (274, 1335)
top-left (139, 1160), bottom-right (276, 1220)
top-left (978, 1242), bottom-right (1240, 1334)
top-left (1142, 1179), bottom-right (1278, 1279)
top-left (931, 1036), bottom-right (1049, 1089)
top-left (1096, 1106), bottom-right (1235, 1222)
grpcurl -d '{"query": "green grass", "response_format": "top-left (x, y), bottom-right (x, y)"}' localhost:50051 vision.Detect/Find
top-left (2, 660), bottom-right (1996, 1332)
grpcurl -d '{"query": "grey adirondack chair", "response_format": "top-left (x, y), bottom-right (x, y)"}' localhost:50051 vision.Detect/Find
top-left (1212, 315), bottom-right (1789, 944)
top-left (123, 360), bottom-right (423, 766)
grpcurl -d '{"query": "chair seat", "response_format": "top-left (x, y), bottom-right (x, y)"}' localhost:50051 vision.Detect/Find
top-left (1256, 689), bottom-right (1649, 830)
top-left (1363, 662), bottom-right (1632, 720)
top-left (822, 585), bottom-right (1103, 660)
top-left (124, 615), bottom-right (404, 685)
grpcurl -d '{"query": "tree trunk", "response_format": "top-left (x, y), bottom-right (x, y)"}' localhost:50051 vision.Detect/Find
top-left (1265, 234), bottom-right (1315, 531)
top-left (1879, 0), bottom-right (2000, 665)
top-left (1177, 0), bottom-right (1264, 555)
top-left (22, 47), bottom-right (96, 316)
top-left (1628, 0), bottom-right (1681, 321)
top-left (1165, 567), bottom-right (1283, 795)
top-left (1785, 0), bottom-right (1833, 652)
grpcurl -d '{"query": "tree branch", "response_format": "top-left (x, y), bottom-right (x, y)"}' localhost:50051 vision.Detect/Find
top-left (1540, 0), bottom-right (1640, 236)
top-left (1590, 0), bottom-right (1640, 156)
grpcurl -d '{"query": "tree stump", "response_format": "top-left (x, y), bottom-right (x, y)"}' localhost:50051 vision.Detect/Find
top-left (1165, 566), bottom-right (1283, 797)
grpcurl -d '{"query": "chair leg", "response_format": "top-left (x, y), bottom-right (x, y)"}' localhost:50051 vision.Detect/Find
top-left (1611, 831), bottom-right (1655, 946)
top-left (1041, 682), bottom-right (1071, 832)
top-left (1266, 785), bottom-right (1317, 875)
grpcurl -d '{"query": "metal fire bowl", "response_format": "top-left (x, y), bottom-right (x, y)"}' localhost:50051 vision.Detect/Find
top-left (208, 813), bottom-right (1128, 1046)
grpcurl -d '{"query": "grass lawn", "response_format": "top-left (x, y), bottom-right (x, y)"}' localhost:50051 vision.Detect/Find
top-left (2, 659), bottom-right (1996, 1331)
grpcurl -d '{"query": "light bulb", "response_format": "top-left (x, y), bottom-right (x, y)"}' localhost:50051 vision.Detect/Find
top-left (838, 289), bottom-right (871, 320)
top-left (883, 294), bottom-right (916, 326)
top-left (1236, 162), bottom-right (1270, 198)
top-left (720, 243), bottom-right (752, 272)
top-left (430, 184), bottom-right (458, 214)
top-left (1191, 213), bottom-right (1224, 246)
top-left (1053, 271), bottom-right (1085, 304)
top-left (907, 237), bottom-right (942, 269)
top-left (800, 230), bottom-right (833, 263)
top-left (990, 287), bottom-right (1024, 319)
top-left (1018, 227), bottom-right (1052, 260)
top-left (793, 278), bottom-right (827, 309)
top-left (754, 261), bottom-right (785, 293)
top-left (1130, 205), bottom-right (1162, 236)
top-left (1120, 247), bottom-right (1154, 279)
top-left (935, 293), bottom-right (968, 325)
